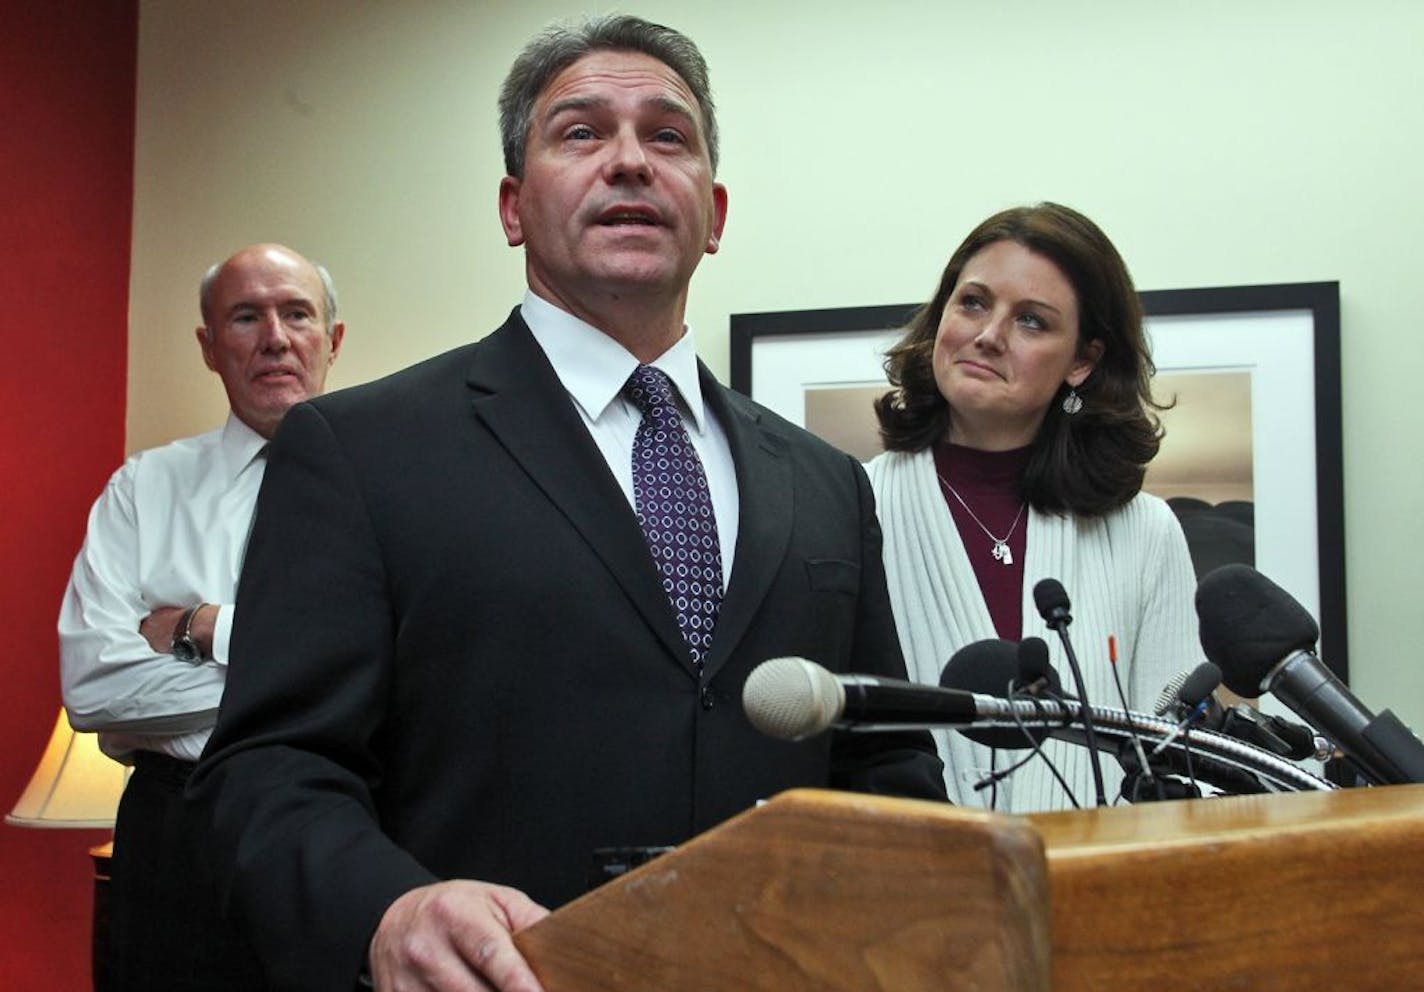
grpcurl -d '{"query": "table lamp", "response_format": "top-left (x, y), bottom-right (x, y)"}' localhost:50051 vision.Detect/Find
top-left (7, 707), bottom-right (127, 828)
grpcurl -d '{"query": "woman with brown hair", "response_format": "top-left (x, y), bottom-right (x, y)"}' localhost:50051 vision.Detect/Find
top-left (867, 202), bottom-right (1203, 810)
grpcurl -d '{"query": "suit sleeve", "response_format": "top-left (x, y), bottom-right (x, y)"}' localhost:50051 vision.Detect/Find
top-left (187, 403), bottom-right (436, 992)
top-left (827, 456), bottom-right (948, 802)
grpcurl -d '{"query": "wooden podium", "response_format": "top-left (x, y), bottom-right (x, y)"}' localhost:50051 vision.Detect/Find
top-left (516, 785), bottom-right (1424, 991)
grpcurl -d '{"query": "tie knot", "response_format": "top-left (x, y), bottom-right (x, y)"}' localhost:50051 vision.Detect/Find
top-left (624, 364), bottom-right (677, 416)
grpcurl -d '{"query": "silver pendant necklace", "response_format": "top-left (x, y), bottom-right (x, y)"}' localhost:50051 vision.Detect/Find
top-left (936, 473), bottom-right (1026, 566)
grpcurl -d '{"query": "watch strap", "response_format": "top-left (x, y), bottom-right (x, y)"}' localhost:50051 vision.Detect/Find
top-left (172, 603), bottom-right (205, 661)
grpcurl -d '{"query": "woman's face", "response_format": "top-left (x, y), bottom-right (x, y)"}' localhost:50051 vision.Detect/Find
top-left (931, 239), bottom-right (1102, 450)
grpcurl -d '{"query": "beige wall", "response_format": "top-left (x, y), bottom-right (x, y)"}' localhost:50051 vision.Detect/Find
top-left (131, 1), bottom-right (1424, 732)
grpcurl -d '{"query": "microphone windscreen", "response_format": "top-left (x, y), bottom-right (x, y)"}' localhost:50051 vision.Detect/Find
top-left (1178, 661), bottom-right (1223, 708)
top-left (1015, 637), bottom-right (1061, 694)
top-left (940, 639), bottom-right (1050, 749)
top-left (1195, 564), bottom-right (1320, 696)
top-left (743, 657), bottom-right (843, 741)
top-left (940, 638), bottom-right (1020, 695)
top-left (1032, 578), bottom-right (1070, 620)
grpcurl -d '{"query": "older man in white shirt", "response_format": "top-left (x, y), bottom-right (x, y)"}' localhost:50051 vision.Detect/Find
top-left (59, 243), bottom-right (344, 991)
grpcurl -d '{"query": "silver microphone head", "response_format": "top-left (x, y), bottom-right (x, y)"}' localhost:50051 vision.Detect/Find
top-left (742, 657), bottom-right (845, 741)
top-left (1154, 670), bottom-right (1192, 716)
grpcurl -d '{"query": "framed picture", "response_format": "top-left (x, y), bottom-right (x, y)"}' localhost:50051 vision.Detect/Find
top-left (729, 282), bottom-right (1347, 681)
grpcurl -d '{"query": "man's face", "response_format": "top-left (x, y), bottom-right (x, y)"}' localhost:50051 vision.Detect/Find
top-left (197, 246), bottom-right (344, 438)
top-left (498, 50), bottom-right (728, 317)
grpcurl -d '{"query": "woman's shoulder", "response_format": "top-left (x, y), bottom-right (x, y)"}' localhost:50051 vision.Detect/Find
top-left (1093, 489), bottom-right (1181, 540)
top-left (863, 448), bottom-right (922, 485)
top-left (1129, 489), bottom-right (1173, 514)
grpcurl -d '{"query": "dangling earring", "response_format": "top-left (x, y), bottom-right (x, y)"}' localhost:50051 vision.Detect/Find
top-left (1062, 389), bottom-right (1083, 415)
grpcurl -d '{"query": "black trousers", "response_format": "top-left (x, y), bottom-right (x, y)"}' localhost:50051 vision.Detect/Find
top-left (104, 752), bottom-right (269, 991)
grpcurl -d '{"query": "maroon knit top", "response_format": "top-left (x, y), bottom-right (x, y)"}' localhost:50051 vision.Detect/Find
top-left (931, 441), bottom-right (1032, 641)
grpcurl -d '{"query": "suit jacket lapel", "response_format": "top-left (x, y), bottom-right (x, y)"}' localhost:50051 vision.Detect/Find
top-left (463, 313), bottom-right (691, 669)
top-left (700, 369), bottom-right (793, 680)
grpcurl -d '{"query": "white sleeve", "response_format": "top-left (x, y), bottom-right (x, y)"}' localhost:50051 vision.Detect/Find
top-left (58, 461), bottom-right (226, 734)
top-left (1126, 497), bottom-right (1206, 709)
top-left (210, 602), bottom-right (234, 666)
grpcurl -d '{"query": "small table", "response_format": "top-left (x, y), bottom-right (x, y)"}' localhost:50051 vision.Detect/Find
top-left (89, 841), bottom-right (113, 992)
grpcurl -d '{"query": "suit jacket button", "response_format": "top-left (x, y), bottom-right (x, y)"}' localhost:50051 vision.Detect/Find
top-left (700, 687), bottom-right (716, 710)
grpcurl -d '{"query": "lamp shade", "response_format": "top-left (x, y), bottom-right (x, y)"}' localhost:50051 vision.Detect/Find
top-left (6, 708), bottom-right (128, 828)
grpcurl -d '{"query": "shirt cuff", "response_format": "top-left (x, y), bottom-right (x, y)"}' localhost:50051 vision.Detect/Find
top-left (210, 603), bottom-right (235, 666)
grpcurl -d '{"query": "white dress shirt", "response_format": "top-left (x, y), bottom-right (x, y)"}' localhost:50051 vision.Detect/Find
top-left (521, 291), bottom-right (740, 588)
top-left (59, 414), bottom-right (268, 762)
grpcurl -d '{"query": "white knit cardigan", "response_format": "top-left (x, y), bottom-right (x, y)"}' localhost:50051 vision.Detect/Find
top-left (867, 448), bottom-right (1205, 811)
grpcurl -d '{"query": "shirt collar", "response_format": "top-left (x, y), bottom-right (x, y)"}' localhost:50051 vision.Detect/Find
top-left (217, 412), bottom-right (270, 484)
top-left (520, 290), bottom-right (708, 432)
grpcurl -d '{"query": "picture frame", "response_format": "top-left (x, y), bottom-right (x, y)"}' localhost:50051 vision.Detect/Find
top-left (729, 282), bottom-right (1347, 681)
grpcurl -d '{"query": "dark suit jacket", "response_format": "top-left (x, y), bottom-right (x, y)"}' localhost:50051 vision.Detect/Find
top-left (189, 311), bottom-right (944, 990)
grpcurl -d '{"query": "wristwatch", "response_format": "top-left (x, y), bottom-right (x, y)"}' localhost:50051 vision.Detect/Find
top-left (171, 604), bottom-right (205, 663)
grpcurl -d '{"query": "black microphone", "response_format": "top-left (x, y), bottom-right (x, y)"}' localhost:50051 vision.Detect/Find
top-left (1150, 661), bottom-right (1222, 756)
top-left (939, 638), bottom-right (1061, 749)
top-left (742, 657), bottom-right (977, 741)
top-left (1154, 666), bottom-right (1225, 723)
top-left (1135, 661), bottom-right (1267, 800)
top-left (1196, 564), bottom-right (1424, 785)
top-left (1033, 578), bottom-right (1108, 807)
top-left (1155, 664), bottom-right (1324, 761)
top-left (1176, 662), bottom-right (1223, 716)
top-left (741, 658), bottom-right (1334, 794)
top-left (1217, 707), bottom-right (1326, 762)
top-left (1015, 637), bottom-right (1062, 697)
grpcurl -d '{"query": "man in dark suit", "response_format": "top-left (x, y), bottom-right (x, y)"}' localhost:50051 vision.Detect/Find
top-left (189, 14), bottom-right (944, 992)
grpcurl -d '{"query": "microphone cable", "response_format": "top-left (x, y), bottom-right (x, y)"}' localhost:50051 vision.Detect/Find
top-left (973, 671), bottom-right (1081, 809)
top-left (1105, 634), bottom-right (1158, 802)
top-left (1034, 579), bottom-right (1108, 807)
top-left (1150, 663), bottom-right (1224, 796)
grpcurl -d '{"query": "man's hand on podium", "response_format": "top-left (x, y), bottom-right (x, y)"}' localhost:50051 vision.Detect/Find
top-left (369, 879), bottom-right (550, 991)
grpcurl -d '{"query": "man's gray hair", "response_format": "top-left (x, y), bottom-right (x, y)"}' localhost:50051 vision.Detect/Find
top-left (199, 258), bottom-right (340, 333)
top-left (498, 14), bottom-right (718, 179)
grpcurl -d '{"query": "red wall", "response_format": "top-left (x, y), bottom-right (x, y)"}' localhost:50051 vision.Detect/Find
top-left (0, 2), bottom-right (137, 987)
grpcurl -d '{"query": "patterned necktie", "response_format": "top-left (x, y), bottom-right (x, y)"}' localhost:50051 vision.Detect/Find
top-left (624, 365), bottom-right (723, 669)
